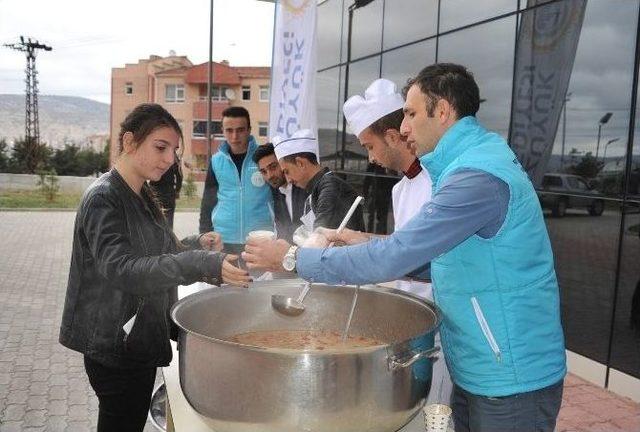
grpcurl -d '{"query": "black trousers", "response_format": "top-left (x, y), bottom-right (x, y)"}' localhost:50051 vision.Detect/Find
top-left (84, 356), bottom-right (156, 432)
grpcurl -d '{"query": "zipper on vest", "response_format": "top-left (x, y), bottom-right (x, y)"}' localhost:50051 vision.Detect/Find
top-left (470, 297), bottom-right (502, 363)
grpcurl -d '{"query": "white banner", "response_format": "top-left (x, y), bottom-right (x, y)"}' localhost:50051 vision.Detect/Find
top-left (269, 0), bottom-right (317, 141)
top-left (509, 0), bottom-right (587, 186)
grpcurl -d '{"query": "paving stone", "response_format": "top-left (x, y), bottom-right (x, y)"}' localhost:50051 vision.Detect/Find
top-left (22, 409), bottom-right (46, 427)
top-left (26, 395), bottom-right (47, 411)
top-left (48, 373), bottom-right (67, 386)
top-left (67, 404), bottom-right (89, 421)
top-left (28, 381), bottom-right (48, 396)
top-left (612, 415), bottom-right (640, 431)
top-left (44, 415), bottom-right (67, 432)
top-left (66, 420), bottom-right (92, 432)
top-left (46, 399), bottom-right (68, 416)
top-left (0, 421), bottom-right (25, 432)
top-left (67, 390), bottom-right (88, 405)
top-left (6, 390), bottom-right (28, 404)
top-left (49, 385), bottom-right (67, 400)
top-left (49, 362), bottom-right (67, 374)
top-left (9, 376), bottom-right (29, 390)
top-left (31, 359), bottom-right (49, 370)
top-left (3, 403), bottom-right (26, 421)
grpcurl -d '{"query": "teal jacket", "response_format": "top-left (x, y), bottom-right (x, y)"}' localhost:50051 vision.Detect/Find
top-left (211, 137), bottom-right (273, 244)
top-left (422, 116), bottom-right (566, 396)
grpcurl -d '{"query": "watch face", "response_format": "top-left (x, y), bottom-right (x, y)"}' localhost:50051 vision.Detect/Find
top-left (282, 255), bottom-right (295, 272)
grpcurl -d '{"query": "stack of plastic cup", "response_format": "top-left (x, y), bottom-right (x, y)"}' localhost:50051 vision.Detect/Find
top-left (423, 403), bottom-right (452, 432)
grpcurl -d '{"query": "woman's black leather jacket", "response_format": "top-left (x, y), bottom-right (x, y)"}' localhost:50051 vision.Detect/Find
top-left (59, 169), bottom-right (225, 369)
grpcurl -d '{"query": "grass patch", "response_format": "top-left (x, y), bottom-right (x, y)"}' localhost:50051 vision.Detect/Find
top-left (1, 189), bottom-right (201, 210)
top-left (176, 194), bottom-right (201, 210)
top-left (0, 189), bottom-right (82, 209)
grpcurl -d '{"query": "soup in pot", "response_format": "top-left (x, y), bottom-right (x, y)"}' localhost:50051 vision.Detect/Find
top-left (227, 330), bottom-right (385, 350)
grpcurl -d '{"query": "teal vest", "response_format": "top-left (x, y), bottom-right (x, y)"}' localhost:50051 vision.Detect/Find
top-left (421, 117), bottom-right (566, 397)
top-left (211, 137), bottom-right (273, 244)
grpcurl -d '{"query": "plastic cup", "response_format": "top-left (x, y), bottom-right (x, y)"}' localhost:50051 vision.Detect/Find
top-left (247, 230), bottom-right (276, 242)
top-left (423, 403), bottom-right (452, 432)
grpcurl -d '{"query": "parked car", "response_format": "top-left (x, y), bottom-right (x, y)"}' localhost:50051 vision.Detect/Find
top-left (538, 173), bottom-right (605, 217)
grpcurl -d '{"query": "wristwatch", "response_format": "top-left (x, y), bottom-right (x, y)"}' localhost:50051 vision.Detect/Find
top-left (282, 245), bottom-right (299, 272)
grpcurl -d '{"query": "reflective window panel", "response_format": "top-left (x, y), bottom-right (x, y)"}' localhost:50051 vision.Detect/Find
top-left (609, 200), bottom-right (640, 379)
top-left (439, 0), bottom-right (516, 32)
top-left (342, 0), bottom-right (384, 61)
top-left (543, 1), bottom-right (638, 197)
top-left (317, 67), bottom-right (343, 165)
top-left (382, 0), bottom-right (438, 50)
top-left (381, 39), bottom-right (436, 92)
top-left (544, 201), bottom-right (622, 363)
top-left (438, 15), bottom-right (515, 138)
top-left (318, 0), bottom-right (344, 70)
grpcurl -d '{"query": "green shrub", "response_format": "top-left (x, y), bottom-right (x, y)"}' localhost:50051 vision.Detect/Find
top-left (36, 170), bottom-right (60, 202)
top-left (183, 173), bottom-right (197, 199)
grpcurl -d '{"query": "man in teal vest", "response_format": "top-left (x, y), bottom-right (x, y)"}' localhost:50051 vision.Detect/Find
top-left (243, 64), bottom-right (567, 432)
top-left (199, 106), bottom-right (273, 254)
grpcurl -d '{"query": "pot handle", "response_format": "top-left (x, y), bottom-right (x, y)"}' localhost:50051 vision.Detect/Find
top-left (388, 347), bottom-right (440, 371)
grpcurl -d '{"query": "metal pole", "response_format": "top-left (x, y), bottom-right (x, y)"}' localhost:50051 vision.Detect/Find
top-left (340, 5), bottom-right (355, 171)
top-left (561, 95), bottom-right (569, 171)
top-left (206, 0), bottom-right (214, 163)
top-left (595, 123), bottom-right (602, 159)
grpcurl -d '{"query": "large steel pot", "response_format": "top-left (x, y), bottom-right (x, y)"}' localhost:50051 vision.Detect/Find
top-left (171, 279), bottom-right (441, 432)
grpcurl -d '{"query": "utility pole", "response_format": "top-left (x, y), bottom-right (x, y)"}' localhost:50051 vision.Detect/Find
top-left (3, 36), bottom-right (53, 169)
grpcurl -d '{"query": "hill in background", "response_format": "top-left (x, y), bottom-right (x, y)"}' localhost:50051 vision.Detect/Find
top-left (0, 94), bottom-right (109, 149)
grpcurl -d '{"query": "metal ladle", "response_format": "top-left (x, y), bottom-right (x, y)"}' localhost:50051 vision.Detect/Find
top-left (271, 195), bottom-right (364, 316)
top-left (271, 281), bottom-right (311, 317)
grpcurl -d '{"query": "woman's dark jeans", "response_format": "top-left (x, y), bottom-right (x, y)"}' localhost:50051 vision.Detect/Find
top-left (84, 356), bottom-right (157, 432)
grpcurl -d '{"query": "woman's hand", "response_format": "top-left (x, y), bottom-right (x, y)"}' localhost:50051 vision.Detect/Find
top-left (221, 254), bottom-right (251, 287)
top-left (199, 232), bottom-right (223, 251)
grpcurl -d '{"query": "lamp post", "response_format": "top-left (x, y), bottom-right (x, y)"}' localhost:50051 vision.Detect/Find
top-left (602, 137), bottom-right (620, 163)
top-left (595, 112), bottom-right (613, 159)
top-left (206, 0), bottom-right (215, 163)
top-left (561, 92), bottom-right (572, 171)
top-left (340, 0), bottom-right (375, 170)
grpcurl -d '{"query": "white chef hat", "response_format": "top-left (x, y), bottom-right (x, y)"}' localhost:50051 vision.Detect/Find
top-left (342, 78), bottom-right (405, 137)
top-left (272, 129), bottom-right (319, 160)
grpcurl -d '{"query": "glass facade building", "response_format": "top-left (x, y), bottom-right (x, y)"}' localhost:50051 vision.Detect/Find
top-left (316, 0), bottom-right (640, 398)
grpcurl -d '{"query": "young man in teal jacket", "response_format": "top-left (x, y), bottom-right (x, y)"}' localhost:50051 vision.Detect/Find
top-left (243, 64), bottom-right (567, 432)
top-left (199, 106), bottom-right (273, 254)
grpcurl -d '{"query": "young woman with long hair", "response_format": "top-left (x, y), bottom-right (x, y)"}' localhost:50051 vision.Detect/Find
top-left (59, 103), bottom-right (250, 431)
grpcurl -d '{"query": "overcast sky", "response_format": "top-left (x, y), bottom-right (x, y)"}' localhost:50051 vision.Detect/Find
top-left (0, 0), bottom-right (275, 104)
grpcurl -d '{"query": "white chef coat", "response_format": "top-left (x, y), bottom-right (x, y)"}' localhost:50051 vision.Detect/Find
top-left (392, 169), bottom-right (433, 299)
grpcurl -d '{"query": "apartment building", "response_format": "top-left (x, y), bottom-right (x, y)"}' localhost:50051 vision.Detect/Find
top-left (110, 54), bottom-right (271, 179)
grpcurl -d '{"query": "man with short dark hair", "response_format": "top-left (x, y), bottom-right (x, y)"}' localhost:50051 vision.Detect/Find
top-left (273, 129), bottom-right (364, 232)
top-left (199, 106), bottom-right (272, 254)
top-left (252, 143), bottom-right (308, 243)
top-left (244, 63), bottom-right (567, 432)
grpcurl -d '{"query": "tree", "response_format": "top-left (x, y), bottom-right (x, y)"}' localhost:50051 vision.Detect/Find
top-left (10, 137), bottom-right (52, 174)
top-left (51, 144), bottom-right (82, 176)
top-left (569, 151), bottom-right (601, 179)
top-left (50, 143), bottom-right (109, 176)
top-left (0, 139), bottom-right (9, 172)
